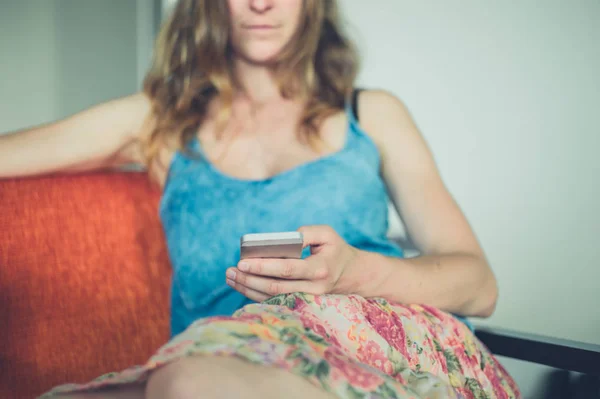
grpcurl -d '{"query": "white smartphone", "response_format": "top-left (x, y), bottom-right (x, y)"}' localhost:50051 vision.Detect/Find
top-left (240, 231), bottom-right (304, 260)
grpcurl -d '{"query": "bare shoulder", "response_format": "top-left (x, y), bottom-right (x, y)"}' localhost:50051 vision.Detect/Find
top-left (356, 89), bottom-right (423, 162)
top-left (358, 89), bottom-right (413, 135)
top-left (102, 92), bottom-right (155, 164)
top-left (359, 89), bottom-right (407, 111)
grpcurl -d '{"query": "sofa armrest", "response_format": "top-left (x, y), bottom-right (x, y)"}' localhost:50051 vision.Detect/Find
top-left (475, 326), bottom-right (600, 376)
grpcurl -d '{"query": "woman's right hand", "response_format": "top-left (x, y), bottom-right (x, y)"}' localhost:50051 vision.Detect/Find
top-left (0, 92), bottom-right (151, 179)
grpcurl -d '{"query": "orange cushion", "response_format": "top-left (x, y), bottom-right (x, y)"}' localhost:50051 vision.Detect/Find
top-left (0, 171), bottom-right (172, 399)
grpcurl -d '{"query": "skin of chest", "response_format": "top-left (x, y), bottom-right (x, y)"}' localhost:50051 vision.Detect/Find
top-left (199, 104), bottom-right (349, 180)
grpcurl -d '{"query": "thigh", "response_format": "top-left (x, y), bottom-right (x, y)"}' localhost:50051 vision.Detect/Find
top-left (54, 384), bottom-right (145, 399)
top-left (146, 355), bottom-right (336, 399)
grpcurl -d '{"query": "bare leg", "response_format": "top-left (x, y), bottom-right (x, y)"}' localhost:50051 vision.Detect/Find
top-left (53, 355), bottom-right (336, 399)
top-left (146, 355), bottom-right (336, 399)
top-left (54, 384), bottom-right (145, 399)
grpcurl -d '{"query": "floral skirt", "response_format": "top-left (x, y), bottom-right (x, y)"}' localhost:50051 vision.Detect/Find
top-left (40, 293), bottom-right (520, 398)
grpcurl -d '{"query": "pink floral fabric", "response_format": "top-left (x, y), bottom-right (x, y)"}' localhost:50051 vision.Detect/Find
top-left (41, 293), bottom-right (521, 398)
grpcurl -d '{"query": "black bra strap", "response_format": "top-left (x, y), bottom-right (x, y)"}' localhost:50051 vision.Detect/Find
top-left (351, 88), bottom-right (364, 122)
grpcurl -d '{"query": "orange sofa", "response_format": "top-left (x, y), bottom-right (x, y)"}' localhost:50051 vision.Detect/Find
top-left (0, 171), bottom-right (172, 399)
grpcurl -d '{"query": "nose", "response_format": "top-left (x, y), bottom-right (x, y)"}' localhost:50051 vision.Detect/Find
top-left (249, 0), bottom-right (273, 13)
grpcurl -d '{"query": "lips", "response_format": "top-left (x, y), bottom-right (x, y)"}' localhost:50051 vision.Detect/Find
top-left (242, 24), bottom-right (280, 30)
top-left (246, 25), bottom-right (275, 29)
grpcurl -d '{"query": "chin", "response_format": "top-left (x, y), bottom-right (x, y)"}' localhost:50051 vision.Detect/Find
top-left (237, 44), bottom-right (286, 66)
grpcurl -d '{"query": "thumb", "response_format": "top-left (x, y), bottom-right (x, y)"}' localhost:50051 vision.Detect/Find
top-left (297, 225), bottom-right (337, 249)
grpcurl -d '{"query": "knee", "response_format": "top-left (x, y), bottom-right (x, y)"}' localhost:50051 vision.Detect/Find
top-left (146, 358), bottom-right (210, 399)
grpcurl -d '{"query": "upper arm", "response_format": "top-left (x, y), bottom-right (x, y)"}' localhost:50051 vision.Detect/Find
top-left (359, 90), bottom-right (483, 256)
top-left (0, 92), bottom-right (152, 178)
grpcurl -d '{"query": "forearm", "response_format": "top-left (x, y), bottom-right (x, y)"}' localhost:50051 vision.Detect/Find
top-left (344, 250), bottom-right (498, 318)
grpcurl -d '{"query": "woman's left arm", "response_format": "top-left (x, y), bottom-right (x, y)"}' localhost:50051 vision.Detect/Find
top-left (352, 90), bottom-right (498, 317)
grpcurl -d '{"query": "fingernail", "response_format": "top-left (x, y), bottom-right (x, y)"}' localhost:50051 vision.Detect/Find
top-left (238, 261), bottom-right (249, 272)
top-left (226, 278), bottom-right (234, 287)
top-left (226, 269), bottom-right (236, 280)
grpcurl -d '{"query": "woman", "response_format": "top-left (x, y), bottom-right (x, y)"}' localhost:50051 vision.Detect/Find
top-left (1, 0), bottom-right (519, 398)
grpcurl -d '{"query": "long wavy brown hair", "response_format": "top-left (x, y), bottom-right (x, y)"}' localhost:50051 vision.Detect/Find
top-left (141, 0), bottom-right (359, 177)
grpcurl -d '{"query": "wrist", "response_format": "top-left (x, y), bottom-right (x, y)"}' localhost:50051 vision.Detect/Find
top-left (345, 250), bottom-right (399, 298)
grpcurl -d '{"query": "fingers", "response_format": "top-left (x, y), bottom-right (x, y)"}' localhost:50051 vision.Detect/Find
top-left (226, 278), bottom-right (270, 302)
top-left (297, 225), bottom-right (337, 248)
top-left (226, 268), bottom-right (321, 297)
top-left (237, 258), bottom-right (327, 280)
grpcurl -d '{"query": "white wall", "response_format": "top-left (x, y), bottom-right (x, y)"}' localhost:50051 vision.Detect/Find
top-left (0, 2), bottom-right (59, 132)
top-left (340, 0), bottom-right (600, 346)
top-left (0, 0), bottom-right (144, 133)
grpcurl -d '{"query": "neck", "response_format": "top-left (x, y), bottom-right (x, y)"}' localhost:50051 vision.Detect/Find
top-left (233, 58), bottom-right (283, 105)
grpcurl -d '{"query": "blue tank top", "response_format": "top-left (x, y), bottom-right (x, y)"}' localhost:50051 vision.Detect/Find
top-left (160, 102), bottom-right (470, 337)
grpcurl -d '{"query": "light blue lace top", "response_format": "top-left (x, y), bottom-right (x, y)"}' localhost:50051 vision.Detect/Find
top-left (160, 104), bottom-right (469, 337)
